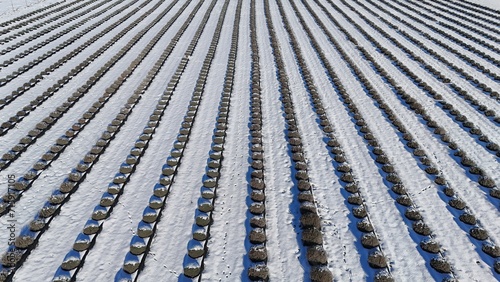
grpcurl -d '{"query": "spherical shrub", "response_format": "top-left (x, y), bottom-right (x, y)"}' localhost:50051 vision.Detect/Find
top-left (368, 251), bottom-right (387, 268)
top-left (249, 228), bottom-right (266, 244)
top-left (249, 245), bottom-right (267, 262)
top-left (248, 264), bottom-right (269, 281)
top-left (310, 266), bottom-right (333, 282)
top-left (430, 257), bottom-right (451, 273)
top-left (470, 227), bottom-right (488, 240)
top-left (357, 218), bottom-right (374, 232)
top-left (307, 245), bottom-right (328, 265)
top-left (420, 239), bottom-right (440, 253)
top-left (413, 220), bottom-right (431, 235)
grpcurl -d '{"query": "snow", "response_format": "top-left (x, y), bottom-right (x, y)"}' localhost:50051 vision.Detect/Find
top-left (0, 0), bottom-right (62, 19)
top-left (200, 0), bottom-right (250, 280)
top-left (0, 0), bottom-right (499, 281)
top-left (465, 0), bottom-right (500, 10)
top-left (291, 0), bottom-right (438, 278)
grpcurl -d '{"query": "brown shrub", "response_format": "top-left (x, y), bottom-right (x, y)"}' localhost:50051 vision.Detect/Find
top-left (295, 170), bottom-right (309, 181)
top-left (420, 239), bottom-right (440, 253)
top-left (248, 264), bottom-right (269, 281)
top-left (396, 195), bottom-right (412, 206)
top-left (251, 160), bottom-right (263, 170)
top-left (353, 206), bottom-right (367, 218)
top-left (298, 180), bottom-right (311, 191)
top-left (250, 216), bottom-right (266, 228)
top-left (2, 249), bottom-right (23, 267)
top-left (137, 223), bottom-right (152, 238)
top-left (357, 218), bottom-right (374, 232)
top-left (425, 166), bottom-right (439, 175)
top-left (470, 227), bottom-right (488, 240)
top-left (413, 220), bottom-right (431, 235)
top-left (348, 195), bottom-right (362, 205)
top-left (15, 235), bottom-right (34, 249)
top-left (29, 219), bottom-right (45, 231)
top-left (391, 184), bottom-right (406, 195)
top-left (469, 166), bottom-right (483, 176)
top-left (461, 157), bottom-right (475, 167)
top-left (368, 251), bottom-right (387, 268)
top-left (413, 149), bottom-right (425, 156)
top-left (301, 213), bottom-right (321, 229)
top-left (250, 190), bottom-right (265, 202)
top-left (449, 197), bottom-right (466, 210)
top-left (61, 254), bottom-right (80, 271)
top-left (345, 183), bottom-right (359, 193)
top-left (482, 244), bottom-right (500, 258)
top-left (443, 187), bottom-right (454, 196)
top-left (39, 204), bottom-right (57, 218)
top-left (183, 261), bottom-right (201, 278)
top-left (375, 155), bottom-right (389, 164)
top-left (302, 228), bottom-right (323, 246)
top-left (361, 233), bottom-right (379, 249)
top-left (193, 226), bottom-right (208, 241)
top-left (334, 154), bottom-right (346, 163)
top-left (250, 202), bottom-right (265, 215)
top-left (249, 228), bottom-right (266, 244)
top-left (341, 173), bottom-right (355, 183)
top-left (249, 245), bottom-right (267, 262)
top-left (195, 213), bottom-right (210, 227)
top-left (479, 177), bottom-right (495, 188)
top-left (490, 188), bottom-right (500, 199)
top-left (337, 164), bottom-right (351, 173)
top-left (381, 164), bottom-right (394, 173)
top-left (459, 212), bottom-right (476, 225)
top-left (298, 191), bottom-right (314, 202)
top-left (295, 161), bottom-right (307, 170)
top-left (386, 173), bottom-right (401, 184)
top-left (188, 241), bottom-right (205, 259)
top-left (434, 176), bottom-right (446, 186)
top-left (251, 170), bottom-right (263, 179)
top-left (300, 202), bottom-right (317, 214)
top-left (374, 271), bottom-right (394, 282)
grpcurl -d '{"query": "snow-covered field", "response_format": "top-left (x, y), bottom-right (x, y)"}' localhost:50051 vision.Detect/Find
top-left (0, 0), bottom-right (499, 281)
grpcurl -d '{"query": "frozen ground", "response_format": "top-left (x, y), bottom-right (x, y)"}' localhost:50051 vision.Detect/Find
top-left (0, 0), bottom-right (499, 281)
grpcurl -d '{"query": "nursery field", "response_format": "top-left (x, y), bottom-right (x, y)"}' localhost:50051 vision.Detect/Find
top-left (0, 0), bottom-right (499, 281)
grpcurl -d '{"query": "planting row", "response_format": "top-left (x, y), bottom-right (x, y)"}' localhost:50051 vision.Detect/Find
top-left (0, 0), bottom-right (498, 280)
top-left (293, 0), bottom-right (456, 278)
top-left (181, 1), bottom-right (242, 278)
top-left (245, 1), bottom-right (269, 280)
top-left (111, 0), bottom-right (229, 279)
top-left (263, 0), bottom-right (333, 280)
top-left (305, 0), bottom-right (499, 273)
top-left (50, 1), bottom-right (208, 280)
